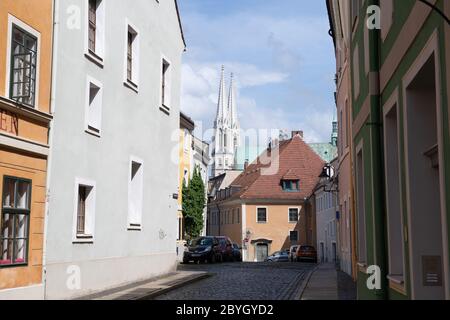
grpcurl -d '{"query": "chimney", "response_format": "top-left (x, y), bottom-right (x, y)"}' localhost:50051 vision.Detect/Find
top-left (292, 130), bottom-right (304, 138)
top-left (244, 159), bottom-right (249, 170)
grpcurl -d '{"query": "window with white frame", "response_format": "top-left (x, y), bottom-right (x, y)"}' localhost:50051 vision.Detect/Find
top-left (257, 208), bottom-right (267, 223)
top-left (86, 0), bottom-right (105, 63)
top-left (124, 23), bottom-right (139, 89)
top-left (10, 24), bottom-right (38, 107)
top-left (74, 179), bottom-right (95, 241)
top-left (289, 208), bottom-right (299, 223)
top-left (161, 58), bottom-right (171, 109)
top-left (85, 77), bottom-right (102, 135)
top-left (128, 158), bottom-right (143, 229)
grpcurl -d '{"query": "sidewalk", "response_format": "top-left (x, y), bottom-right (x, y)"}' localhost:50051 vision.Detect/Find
top-left (300, 263), bottom-right (356, 300)
top-left (78, 270), bottom-right (211, 300)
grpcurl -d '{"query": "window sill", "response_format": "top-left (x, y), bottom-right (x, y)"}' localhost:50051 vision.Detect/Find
top-left (387, 275), bottom-right (406, 295)
top-left (85, 51), bottom-right (104, 68)
top-left (73, 235), bottom-right (94, 244)
top-left (160, 104), bottom-right (171, 115)
top-left (357, 262), bottom-right (368, 273)
top-left (257, 222), bottom-right (267, 224)
top-left (128, 225), bottom-right (142, 231)
top-left (124, 80), bottom-right (139, 93)
top-left (0, 262), bottom-right (28, 269)
top-left (85, 128), bottom-right (101, 138)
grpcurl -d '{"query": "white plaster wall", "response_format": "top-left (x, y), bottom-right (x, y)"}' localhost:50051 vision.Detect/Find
top-left (45, 0), bottom-right (184, 299)
top-left (315, 189), bottom-right (338, 263)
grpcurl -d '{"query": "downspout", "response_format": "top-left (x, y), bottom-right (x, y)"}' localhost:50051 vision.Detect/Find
top-left (367, 0), bottom-right (387, 300)
top-left (42, 0), bottom-right (59, 300)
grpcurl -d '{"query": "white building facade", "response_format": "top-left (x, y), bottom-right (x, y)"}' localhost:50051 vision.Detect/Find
top-left (44, 0), bottom-right (185, 299)
top-left (315, 186), bottom-right (339, 264)
top-left (211, 66), bottom-right (240, 177)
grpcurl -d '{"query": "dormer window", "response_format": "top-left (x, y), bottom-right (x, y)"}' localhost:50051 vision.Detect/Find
top-left (282, 179), bottom-right (300, 192)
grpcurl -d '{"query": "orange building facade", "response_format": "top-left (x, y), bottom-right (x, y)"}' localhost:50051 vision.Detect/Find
top-left (0, 0), bottom-right (53, 299)
top-left (207, 134), bottom-right (323, 262)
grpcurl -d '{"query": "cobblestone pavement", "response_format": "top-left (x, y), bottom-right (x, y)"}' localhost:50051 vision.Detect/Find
top-left (156, 261), bottom-right (316, 300)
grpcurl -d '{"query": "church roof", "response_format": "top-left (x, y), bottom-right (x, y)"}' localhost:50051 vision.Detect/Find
top-left (308, 143), bottom-right (337, 163)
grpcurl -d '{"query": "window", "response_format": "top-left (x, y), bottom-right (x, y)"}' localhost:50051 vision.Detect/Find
top-left (128, 158), bottom-right (144, 229)
top-left (124, 23), bottom-right (139, 90)
top-left (85, 0), bottom-right (104, 64)
top-left (257, 208), bottom-right (267, 223)
top-left (384, 102), bottom-right (404, 277)
top-left (127, 31), bottom-right (133, 80)
top-left (88, 0), bottom-right (97, 52)
top-left (85, 77), bottom-right (102, 135)
top-left (356, 145), bottom-right (367, 263)
top-left (10, 25), bottom-right (37, 107)
top-left (289, 208), bottom-right (299, 223)
top-left (161, 58), bottom-right (171, 109)
top-left (282, 180), bottom-right (300, 192)
top-left (74, 179), bottom-right (95, 242)
top-left (237, 208), bottom-right (240, 224)
top-left (1, 177), bottom-right (31, 267)
top-left (290, 231), bottom-right (299, 242)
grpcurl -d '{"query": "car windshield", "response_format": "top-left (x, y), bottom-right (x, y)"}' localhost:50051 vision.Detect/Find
top-left (192, 237), bottom-right (213, 246)
top-left (301, 246), bottom-right (315, 251)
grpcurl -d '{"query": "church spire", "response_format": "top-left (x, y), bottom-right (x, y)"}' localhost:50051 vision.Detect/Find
top-left (228, 73), bottom-right (238, 129)
top-left (215, 65), bottom-right (226, 128)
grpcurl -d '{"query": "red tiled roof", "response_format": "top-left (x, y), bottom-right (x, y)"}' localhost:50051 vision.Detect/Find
top-left (229, 135), bottom-right (325, 200)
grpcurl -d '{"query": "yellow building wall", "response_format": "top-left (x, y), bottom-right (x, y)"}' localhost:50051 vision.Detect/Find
top-left (0, 0), bottom-right (52, 290)
top-left (0, 149), bottom-right (47, 289)
top-left (0, 0), bottom-right (53, 113)
top-left (245, 204), bottom-right (305, 261)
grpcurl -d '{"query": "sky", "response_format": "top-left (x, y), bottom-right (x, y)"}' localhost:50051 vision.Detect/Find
top-left (177, 0), bottom-right (336, 144)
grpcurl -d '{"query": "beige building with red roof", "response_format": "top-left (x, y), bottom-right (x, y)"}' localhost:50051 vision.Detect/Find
top-left (206, 133), bottom-right (324, 262)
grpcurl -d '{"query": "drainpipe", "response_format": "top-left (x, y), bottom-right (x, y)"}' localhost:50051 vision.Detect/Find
top-left (42, 0), bottom-right (59, 300)
top-left (367, 0), bottom-right (387, 300)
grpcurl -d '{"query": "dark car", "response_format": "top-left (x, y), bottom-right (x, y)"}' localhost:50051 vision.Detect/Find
top-left (216, 236), bottom-right (234, 262)
top-left (183, 236), bottom-right (222, 264)
top-left (265, 251), bottom-right (289, 262)
top-left (296, 245), bottom-right (318, 263)
top-left (231, 243), bottom-right (242, 262)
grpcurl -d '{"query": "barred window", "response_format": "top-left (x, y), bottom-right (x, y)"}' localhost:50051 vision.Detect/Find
top-left (1, 177), bottom-right (31, 267)
top-left (10, 25), bottom-right (37, 107)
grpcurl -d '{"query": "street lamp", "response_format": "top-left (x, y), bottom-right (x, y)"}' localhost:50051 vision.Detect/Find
top-left (318, 164), bottom-right (339, 194)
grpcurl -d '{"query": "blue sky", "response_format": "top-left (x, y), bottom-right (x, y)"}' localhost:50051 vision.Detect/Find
top-left (178, 0), bottom-right (336, 143)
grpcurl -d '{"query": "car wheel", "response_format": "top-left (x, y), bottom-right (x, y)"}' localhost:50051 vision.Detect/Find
top-left (209, 254), bottom-right (216, 264)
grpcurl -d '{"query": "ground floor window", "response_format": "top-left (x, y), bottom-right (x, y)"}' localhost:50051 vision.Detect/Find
top-left (1, 177), bottom-right (31, 267)
top-left (290, 231), bottom-right (299, 242)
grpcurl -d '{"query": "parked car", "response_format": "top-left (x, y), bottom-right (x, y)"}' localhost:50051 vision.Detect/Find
top-left (288, 245), bottom-right (298, 262)
top-left (296, 245), bottom-right (318, 263)
top-left (183, 236), bottom-right (222, 264)
top-left (216, 236), bottom-right (234, 262)
top-left (265, 251), bottom-right (289, 262)
top-left (231, 243), bottom-right (242, 262)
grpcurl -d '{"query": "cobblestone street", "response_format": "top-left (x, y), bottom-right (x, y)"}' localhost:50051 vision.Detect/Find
top-left (156, 262), bottom-right (316, 300)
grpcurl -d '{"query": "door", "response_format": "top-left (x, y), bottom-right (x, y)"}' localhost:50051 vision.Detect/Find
top-left (320, 242), bottom-right (325, 263)
top-left (256, 244), bottom-right (268, 262)
top-left (332, 242), bottom-right (337, 263)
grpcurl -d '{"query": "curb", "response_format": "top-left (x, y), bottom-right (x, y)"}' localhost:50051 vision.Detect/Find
top-left (137, 273), bottom-right (213, 300)
top-left (297, 265), bottom-right (319, 300)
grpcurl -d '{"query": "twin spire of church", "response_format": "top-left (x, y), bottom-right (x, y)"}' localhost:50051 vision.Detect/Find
top-left (215, 66), bottom-right (239, 130)
top-left (212, 66), bottom-right (240, 177)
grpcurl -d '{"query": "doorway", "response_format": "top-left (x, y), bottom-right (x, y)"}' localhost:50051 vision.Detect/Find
top-left (255, 244), bottom-right (268, 262)
top-left (404, 46), bottom-right (445, 299)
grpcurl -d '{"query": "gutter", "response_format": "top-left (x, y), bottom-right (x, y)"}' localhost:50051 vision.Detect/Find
top-left (367, 0), bottom-right (387, 300)
top-left (42, 0), bottom-right (59, 300)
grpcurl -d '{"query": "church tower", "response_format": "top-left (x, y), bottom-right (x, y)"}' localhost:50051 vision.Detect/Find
top-left (212, 66), bottom-right (240, 177)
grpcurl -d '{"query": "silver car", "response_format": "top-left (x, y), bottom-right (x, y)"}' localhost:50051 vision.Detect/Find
top-left (265, 251), bottom-right (289, 262)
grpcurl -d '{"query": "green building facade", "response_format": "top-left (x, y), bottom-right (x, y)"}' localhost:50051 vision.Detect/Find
top-left (348, 0), bottom-right (450, 299)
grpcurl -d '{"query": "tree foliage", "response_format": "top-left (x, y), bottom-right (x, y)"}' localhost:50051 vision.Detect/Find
top-left (182, 166), bottom-right (206, 239)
